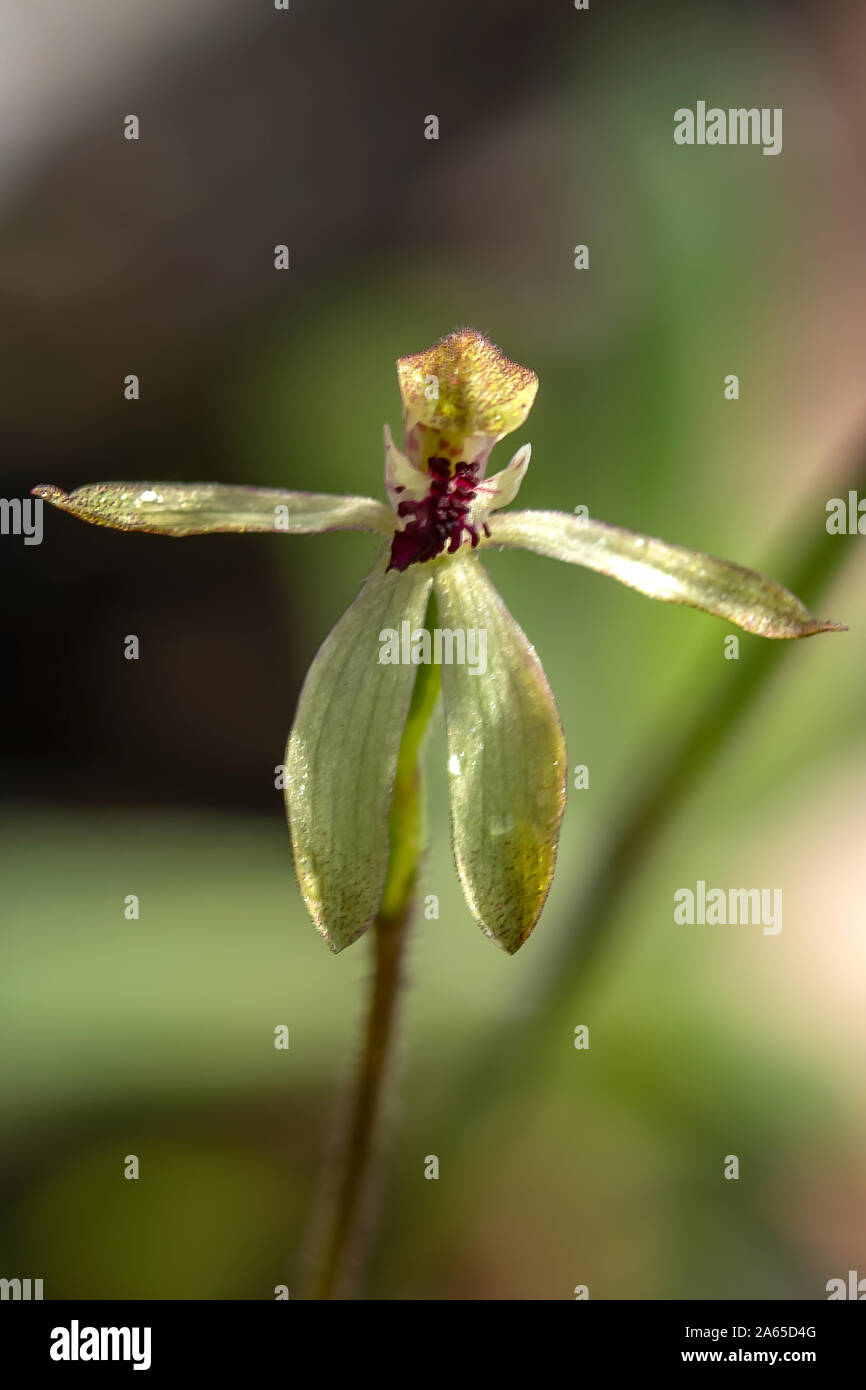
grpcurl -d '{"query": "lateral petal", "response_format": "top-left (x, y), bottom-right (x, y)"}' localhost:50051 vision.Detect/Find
top-left (485, 510), bottom-right (845, 639)
top-left (32, 482), bottom-right (393, 537)
top-left (483, 443), bottom-right (531, 513)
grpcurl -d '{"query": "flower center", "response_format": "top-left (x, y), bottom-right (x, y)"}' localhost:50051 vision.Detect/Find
top-left (387, 458), bottom-right (491, 572)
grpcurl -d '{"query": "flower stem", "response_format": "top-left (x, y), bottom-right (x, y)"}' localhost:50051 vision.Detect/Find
top-left (306, 591), bottom-right (441, 1300)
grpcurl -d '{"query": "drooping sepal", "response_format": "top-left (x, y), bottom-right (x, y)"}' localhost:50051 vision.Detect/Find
top-left (285, 555), bottom-right (433, 951)
top-left (433, 554), bottom-right (566, 952)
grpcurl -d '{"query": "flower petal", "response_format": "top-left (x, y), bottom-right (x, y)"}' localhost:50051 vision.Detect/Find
top-left (433, 554), bottom-right (566, 953)
top-left (286, 555), bottom-right (433, 952)
top-left (32, 483), bottom-right (392, 537)
top-left (383, 424), bottom-right (427, 509)
top-left (482, 443), bottom-right (531, 514)
top-left (485, 510), bottom-right (845, 639)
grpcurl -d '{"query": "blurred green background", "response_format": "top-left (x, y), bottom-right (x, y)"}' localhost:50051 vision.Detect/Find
top-left (1, 0), bottom-right (865, 1299)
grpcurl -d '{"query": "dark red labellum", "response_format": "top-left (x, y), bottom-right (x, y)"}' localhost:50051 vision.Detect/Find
top-left (387, 458), bottom-right (489, 572)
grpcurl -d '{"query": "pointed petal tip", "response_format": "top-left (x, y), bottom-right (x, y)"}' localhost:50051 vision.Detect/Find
top-left (32, 484), bottom-right (67, 505)
top-left (781, 615), bottom-right (847, 639)
top-left (760, 614), bottom-right (847, 639)
top-left (479, 911), bottom-right (539, 955)
top-left (500, 931), bottom-right (531, 956)
top-left (317, 915), bottom-right (372, 954)
top-left (298, 875), bottom-right (380, 953)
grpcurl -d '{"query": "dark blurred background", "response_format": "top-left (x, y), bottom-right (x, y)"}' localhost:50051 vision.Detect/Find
top-left (1, 0), bottom-right (865, 1299)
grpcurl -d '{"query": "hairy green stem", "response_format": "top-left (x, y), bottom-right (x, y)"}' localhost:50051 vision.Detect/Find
top-left (307, 591), bottom-right (441, 1300)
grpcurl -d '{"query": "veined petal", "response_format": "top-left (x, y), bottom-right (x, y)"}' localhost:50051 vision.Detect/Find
top-left (433, 554), bottom-right (566, 953)
top-left (32, 482), bottom-right (392, 537)
top-left (286, 555), bottom-right (433, 951)
top-left (485, 510), bottom-right (845, 639)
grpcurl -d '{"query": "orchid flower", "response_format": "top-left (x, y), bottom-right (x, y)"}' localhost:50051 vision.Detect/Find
top-left (33, 329), bottom-right (843, 955)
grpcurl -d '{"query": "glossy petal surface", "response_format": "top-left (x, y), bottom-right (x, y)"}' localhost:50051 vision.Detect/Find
top-left (433, 554), bottom-right (566, 953)
top-left (33, 483), bottom-right (392, 537)
top-left (486, 510), bottom-right (845, 639)
top-left (285, 556), bottom-right (433, 951)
